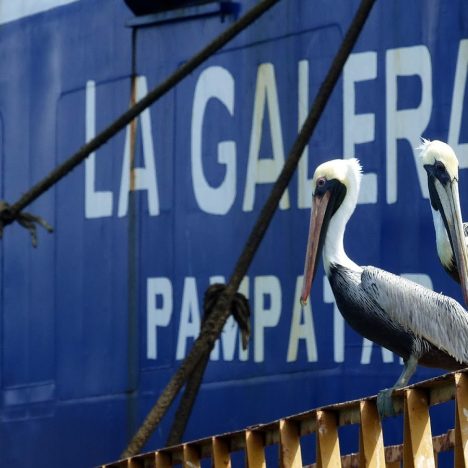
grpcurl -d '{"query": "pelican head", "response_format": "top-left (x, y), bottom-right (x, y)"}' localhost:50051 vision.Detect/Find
top-left (300, 158), bottom-right (362, 305)
top-left (420, 139), bottom-right (468, 305)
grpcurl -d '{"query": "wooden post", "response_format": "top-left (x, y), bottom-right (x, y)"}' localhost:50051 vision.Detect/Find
top-left (455, 373), bottom-right (468, 467)
top-left (128, 458), bottom-right (145, 468)
top-left (212, 437), bottom-right (231, 468)
top-left (358, 400), bottom-right (385, 467)
top-left (246, 430), bottom-right (266, 468)
top-left (279, 419), bottom-right (302, 468)
top-left (183, 444), bottom-right (200, 468)
top-left (316, 410), bottom-right (341, 467)
top-left (155, 451), bottom-right (171, 468)
top-left (127, 458), bottom-right (139, 468)
top-left (403, 388), bottom-right (435, 468)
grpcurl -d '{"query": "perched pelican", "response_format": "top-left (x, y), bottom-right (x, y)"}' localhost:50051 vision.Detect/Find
top-left (419, 139), bottom-right (468, 305)
top-left (301, 158), bottom-right (468, 416)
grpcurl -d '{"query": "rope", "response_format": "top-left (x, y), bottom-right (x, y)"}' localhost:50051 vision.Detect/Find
top-left (165, 353), bottom-right (211, 447)
top-left (165, 284), bottom-right (250, 446)
top-left (121, 0), bottom-right (377, 458)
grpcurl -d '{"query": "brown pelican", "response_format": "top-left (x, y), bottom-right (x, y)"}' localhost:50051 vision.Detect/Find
top-left (419, 139), bottom-right (468, 305)
top-left (301, 158), bottom-right (468, 416)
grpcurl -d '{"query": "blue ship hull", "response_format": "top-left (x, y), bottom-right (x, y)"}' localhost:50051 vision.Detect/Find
top-left (0, 1), bottom-right (466, 466)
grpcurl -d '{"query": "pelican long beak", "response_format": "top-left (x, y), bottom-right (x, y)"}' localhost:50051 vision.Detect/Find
top-left (300, 191), bottom-right (331, 305)
top-left (438, 179), bottom-right (468, 306)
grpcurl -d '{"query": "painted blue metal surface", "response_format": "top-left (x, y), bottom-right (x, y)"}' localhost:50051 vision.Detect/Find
top-left (0, 0), bottom-right (467, 466)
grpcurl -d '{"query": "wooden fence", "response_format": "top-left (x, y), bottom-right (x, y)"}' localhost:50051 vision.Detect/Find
top-left (101, 370), bottom-right (468, 467)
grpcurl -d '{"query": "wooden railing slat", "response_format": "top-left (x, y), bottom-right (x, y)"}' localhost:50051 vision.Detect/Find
top-left (183, 444), bottom-right (200, 468)
top-left (279, 419), bottom-right (302, 468)
top-left (246, 430), bottom-right (266, 468)
top-left (316, 410), bottom-right (341, 468)
top-left (455, 373), bottom-right (468, 468)
top-left (212, 437), bottom-right (231, 468)
top-left (403, 388), bottom-right (435, 468)
top-left (155, 451), bottom-right (171, 468)
top-left (358, 400), bottom-right (385, 467)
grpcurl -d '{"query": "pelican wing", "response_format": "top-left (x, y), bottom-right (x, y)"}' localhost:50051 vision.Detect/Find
top-left (361, 266), bottom-right (468, 364)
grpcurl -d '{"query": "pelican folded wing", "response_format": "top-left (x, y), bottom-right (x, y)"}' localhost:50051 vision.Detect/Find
top-left (361, 266), bottom-right (468, 365)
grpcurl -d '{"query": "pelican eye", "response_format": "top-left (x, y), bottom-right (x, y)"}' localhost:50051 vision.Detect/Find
top-left (316, 177), bottom-right (327, 188)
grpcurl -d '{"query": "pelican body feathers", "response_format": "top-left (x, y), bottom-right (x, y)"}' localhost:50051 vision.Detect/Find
top-left (330, 263), bottom-right (468, 370)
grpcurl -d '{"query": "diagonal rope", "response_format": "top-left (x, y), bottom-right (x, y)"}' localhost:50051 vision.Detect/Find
top-left (121, 0), bottom-right (377, 458)
top-left (165, 352), bottom-right (211, 447)
top-left (0, 0), bottom-right (281, 229)
top-left (165, 285), bottom-right (250, 446)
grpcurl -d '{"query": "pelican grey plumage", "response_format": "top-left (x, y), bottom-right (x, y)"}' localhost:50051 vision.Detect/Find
top-left (301, 158), bottom-right (468, 416)
top-left (419, 139), bottom-right (468, 305)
